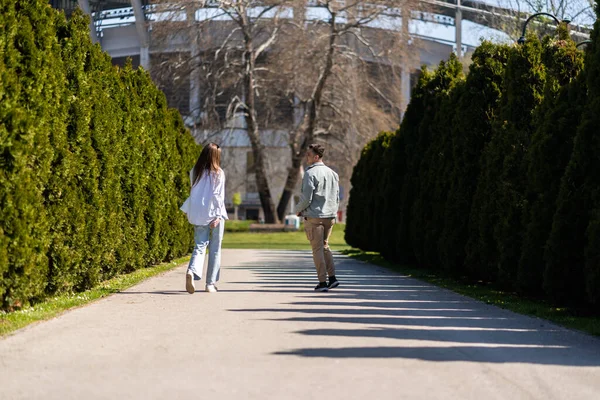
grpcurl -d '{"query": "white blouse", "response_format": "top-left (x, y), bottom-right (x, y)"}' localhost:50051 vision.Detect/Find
top-left (180, 168), bottom-right (229, 226)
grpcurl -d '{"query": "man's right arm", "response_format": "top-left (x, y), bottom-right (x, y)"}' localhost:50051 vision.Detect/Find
top-left (295, 173), bottom-right (315, 215)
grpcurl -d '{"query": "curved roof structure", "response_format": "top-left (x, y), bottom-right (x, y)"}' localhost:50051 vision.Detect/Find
top-left (51, 1), bottom-right (591, 53)
top-left (50, 0), bottom-right (149, 15)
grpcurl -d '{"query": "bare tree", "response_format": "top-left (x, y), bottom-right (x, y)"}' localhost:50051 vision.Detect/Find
top-left (150, 0), bottom-right (425, 222)
top-left (274, 0), bottom-right (423, 221)
top-left (152, 0), bottom-right (289, 223)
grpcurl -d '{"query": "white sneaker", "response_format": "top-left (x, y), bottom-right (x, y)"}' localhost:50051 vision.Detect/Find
top-left (205, 284), bottom-right (218, 293)
top-left (186, 272), bottom-right (195, 294)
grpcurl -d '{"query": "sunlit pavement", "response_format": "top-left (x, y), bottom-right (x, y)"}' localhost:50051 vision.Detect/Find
top-left (1, 249), bottom-right (599, 399)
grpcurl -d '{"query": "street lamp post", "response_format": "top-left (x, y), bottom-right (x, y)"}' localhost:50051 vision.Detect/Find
top-left (517, 12), bottom-right (571, 45)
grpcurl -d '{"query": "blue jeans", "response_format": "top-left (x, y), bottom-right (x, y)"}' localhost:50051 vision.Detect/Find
top-left (187, 221), bottom-right (224, 285)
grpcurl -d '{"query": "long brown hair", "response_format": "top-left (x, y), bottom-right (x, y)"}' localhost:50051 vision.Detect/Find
top-left (192, 143), bottom-right (221, 186)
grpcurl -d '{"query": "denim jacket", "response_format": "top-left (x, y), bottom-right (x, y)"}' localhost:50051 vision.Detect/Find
top-left (295, 162), bottom-right (339, 218)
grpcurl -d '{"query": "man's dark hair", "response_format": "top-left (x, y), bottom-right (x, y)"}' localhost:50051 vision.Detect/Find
top-left (308, 143), bottom-right (325, 158)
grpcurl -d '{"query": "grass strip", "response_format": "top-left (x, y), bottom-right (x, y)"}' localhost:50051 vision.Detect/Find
top-left (221, 224), bottom-right (350, 251)
top-left (0, 256), bottom-right (190, 338)
top-left (343, 249), bottom-right (600, 337)
top-left (224, 219), bottom-right (255, 232)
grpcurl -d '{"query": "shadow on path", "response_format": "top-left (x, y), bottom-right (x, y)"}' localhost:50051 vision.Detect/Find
top-left (228, 252), bottom-right (600, 366)
top-left (117, 290), bottom-right (189, 295)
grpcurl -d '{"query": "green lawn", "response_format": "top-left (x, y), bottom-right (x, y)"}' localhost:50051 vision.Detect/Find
top-left (222, 223), bottom-right (350, 250)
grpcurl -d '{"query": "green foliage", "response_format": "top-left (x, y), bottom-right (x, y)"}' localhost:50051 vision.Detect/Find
top-left (232, 192), bottom-right (242, 207)
top-left (466, 35), bottom-right (546, 286)
top-left (493, 34), bottom-right (547, 285)
top-left (545, 4), bottom-right (600, 306)
top-left (382, 69), bottom-right (434, 263)
top-left (0, 1), bottom-right (199, 310)
top-left (0, 0), bottom-right (57, 307)
top-left (347, 8), bottom-right (600, 310)
top-left (581, 3), bottom-right (600, 309)
top-left (224, 219), bottom-right (254, 233)
top-left (438, 42), bottom-right (510, 274)
top-left (518, 32), bottom-right (585, 295)
top-left (409, 55), bottom-right (464, 267)
top-left (345, 131), bottom-right (394, 251)
top-left (377, 132), bottom-right (406, 261)
top-left (585, 210), bottom-right (600, 308)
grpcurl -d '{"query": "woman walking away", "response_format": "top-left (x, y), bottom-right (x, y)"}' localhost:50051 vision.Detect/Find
top-left (180, 143), bottom-right (228, 293)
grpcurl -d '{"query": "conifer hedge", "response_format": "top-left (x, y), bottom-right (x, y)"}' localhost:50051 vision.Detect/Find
top-left (438, 42), bottom-right (510, 274)
top-left (409, 55), bottom-right (464, 268)
top-left (518, 27), bottom-right (585, 295)
top-left (466, 33), bottom-right (546, 285)
top-left (346, 131), bottom-right (394, 252)
top-left (0, 1), bottom-right (199, 310)
top-left (347, 3), bottom-right (600, 309)
top-left (545, 7), bottom-right (600, 308)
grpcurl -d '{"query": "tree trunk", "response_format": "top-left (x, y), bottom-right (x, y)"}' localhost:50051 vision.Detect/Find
top-left (243, 26), bottom-right (278, 223)
top-left (276, 14), bottom-right (338, 221)
top-left (277, 154), bottom-right (303, 220)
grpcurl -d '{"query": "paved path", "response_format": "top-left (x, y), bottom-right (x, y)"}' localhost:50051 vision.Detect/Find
top-left (1, 249), bottom-right (600, 399)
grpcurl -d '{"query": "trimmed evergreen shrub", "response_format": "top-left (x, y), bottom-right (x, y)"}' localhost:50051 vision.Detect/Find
top-left (381, 69), bottom-right (433, 263)
top-left (408, 56), bottom-right (463, 267)
top-left (466, 34), bottom-right (545, 284)
top-left (345, 145), bottom-right (367, 249)
top-left (545, 2), bottom-right (600, 306)
top-left (582, 4), bottom-right (600, 309)
top-left (410, 57), bottom-right (464, 268)
top-left (585, 209), bottom-right (600, 307)
top-left (47, 9), bottom-right (104, 292)
top-left (368, 132), bottom-right (395, 251)
top-left (378, 131), bottom-right (406, 261)
top-left (0, 1), bottom-right (199, 310)
top-left (0, 0), bottom-right (59, 306)
top-left (438, 42), bottom-right (510, 274)
top-left (345, 132), bottom-right (393, 251)
top-left (517, 29), bottom-right (585, 295)
top-left (331, 4), bottom-right (600, 309)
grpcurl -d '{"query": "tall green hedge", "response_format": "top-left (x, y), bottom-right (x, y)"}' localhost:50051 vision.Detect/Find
top-left (400, 58), bottom-right (463, 264)
top-left (409, 55), bottom-right (464, 268)
top-left (378, 132), bottom-right (408, 262)
top-left (0, 1), bottom-right (199, 310)
top-left (345, 131), bottom-right (394, 251)
top-left (545, 4), bottom-right (600, 307)
top-left (438, 42), bottom-right (510, 274)
top-left (577, 11), bottom-right (600, 309)
top-left (518, 29), bottom-right (585, 295)
top-left (0, 0), bottom-right (58, 306)
top-left (466, 34), bottom-right (546, 285)
top-left (385, 69), bottom-right (433, 263)
top-left (346, 5), bottom-right (600, 309)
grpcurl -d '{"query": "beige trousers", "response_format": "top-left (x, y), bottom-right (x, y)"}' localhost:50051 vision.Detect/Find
top-left (304, 217), bottom-right (336, 282)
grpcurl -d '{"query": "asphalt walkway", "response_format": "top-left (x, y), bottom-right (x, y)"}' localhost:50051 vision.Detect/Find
top-left (1, 249), bottom-right (599, 399)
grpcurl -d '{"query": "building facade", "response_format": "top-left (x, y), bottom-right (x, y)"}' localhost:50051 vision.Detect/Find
top-left (51, 1), bottom-right (473, 221)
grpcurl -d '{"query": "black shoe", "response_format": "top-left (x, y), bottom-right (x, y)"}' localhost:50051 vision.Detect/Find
top-left (314, 282), bottom-right (329, 292)
top-left (328, 277), bottom-right (340, 289)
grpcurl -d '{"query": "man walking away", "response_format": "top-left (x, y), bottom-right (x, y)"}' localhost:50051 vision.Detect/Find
top-left (295, 144), bottom-right (340, 292)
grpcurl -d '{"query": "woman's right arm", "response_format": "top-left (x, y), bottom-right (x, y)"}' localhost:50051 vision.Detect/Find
top-left (210, 169), bottom-right (225, 226)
